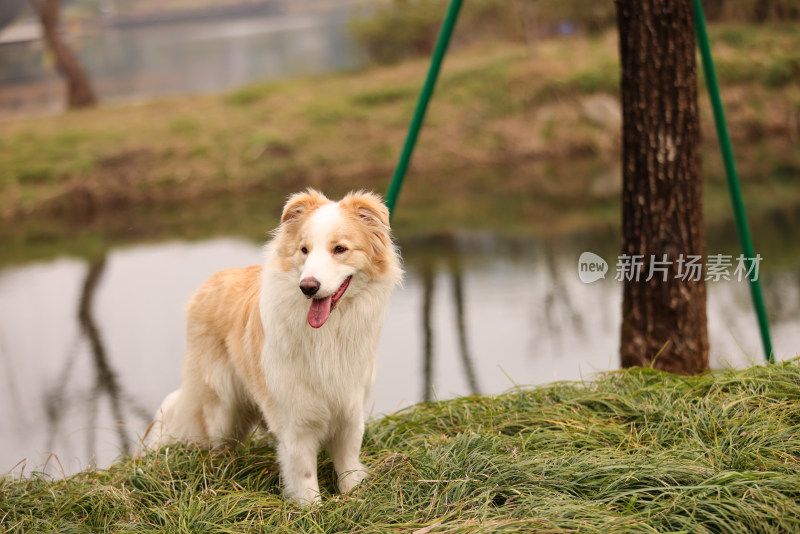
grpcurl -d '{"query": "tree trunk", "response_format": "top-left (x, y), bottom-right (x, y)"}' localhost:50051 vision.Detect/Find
top-left (30, 0), bottom-right (97, 108)
top-left (615, 0), bottom-right (709, 375)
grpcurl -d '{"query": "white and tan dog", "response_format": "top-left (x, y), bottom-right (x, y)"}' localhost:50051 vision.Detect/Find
top-left (145, 189), bottom-right (403, 505)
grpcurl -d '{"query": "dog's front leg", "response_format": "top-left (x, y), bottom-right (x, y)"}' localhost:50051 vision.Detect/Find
top-left (277, 431), bottom-right (321, 506)
top-left (328, 416), bottom-right (368, 494)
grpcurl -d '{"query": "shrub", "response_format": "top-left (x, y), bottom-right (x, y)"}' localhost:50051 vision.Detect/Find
top-left (349, 0), bottom-right (446, 65)
top-left (349, 0), bottom-right (618, 65)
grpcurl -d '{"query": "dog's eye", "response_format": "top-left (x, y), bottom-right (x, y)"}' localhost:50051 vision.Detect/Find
top-left (301, 247), bottom-right (308, 255)
top-left (333, 245), bottom-right (347, 254)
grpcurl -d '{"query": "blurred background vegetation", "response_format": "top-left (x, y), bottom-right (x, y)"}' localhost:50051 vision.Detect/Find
top-left (351, 0), bottom-right (799, 65)
top-left (0, 0), bottom-right (798, 246)
top-left (0, 0), bottom-right (798, 240)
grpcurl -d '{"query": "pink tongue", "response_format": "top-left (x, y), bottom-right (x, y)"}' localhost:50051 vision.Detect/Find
top-left (308, 296), bottom-right (333, 328)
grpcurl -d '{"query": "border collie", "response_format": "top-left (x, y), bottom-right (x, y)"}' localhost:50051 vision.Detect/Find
top-left (145, 189), bottom-right (403, 505)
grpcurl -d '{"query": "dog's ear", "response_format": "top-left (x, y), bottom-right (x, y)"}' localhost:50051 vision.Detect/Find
top-left (341, 191), bottom-right (394, 277)
top-left (340, 190), bottom-right (391, 231)
top-left (281, 189), bottom-right (329, 224)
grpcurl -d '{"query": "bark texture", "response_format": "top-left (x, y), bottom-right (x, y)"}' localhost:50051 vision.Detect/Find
top-left (31, 0), bottom-right (97, 108)
top-left (616, 0), bottom-right (709, 374)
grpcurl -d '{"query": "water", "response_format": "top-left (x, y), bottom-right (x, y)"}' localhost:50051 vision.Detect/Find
top-left (1, 226), bottom-right (798, 477)
top-left (0, 9), bottom-right (362, 116)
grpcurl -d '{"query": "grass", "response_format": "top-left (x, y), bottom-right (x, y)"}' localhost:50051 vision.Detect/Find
top-left (3, 360), bottom-right (800, 532)
top-left (0, 24), bottom-right (798, 228)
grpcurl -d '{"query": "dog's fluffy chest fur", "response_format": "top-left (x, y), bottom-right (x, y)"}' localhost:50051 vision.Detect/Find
top-left (259, 265), bottom-right (383, 431)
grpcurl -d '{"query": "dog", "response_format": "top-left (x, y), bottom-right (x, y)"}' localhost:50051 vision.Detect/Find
top-left (144, 189), bottom-right (403, 505)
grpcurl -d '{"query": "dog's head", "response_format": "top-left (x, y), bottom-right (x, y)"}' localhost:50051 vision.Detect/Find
top-left (275, 189), bottom-right (400, 328)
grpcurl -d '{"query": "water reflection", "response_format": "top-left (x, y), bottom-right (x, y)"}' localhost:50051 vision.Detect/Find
top-left (451, 262), bottom-right (481, 396)
top-left (74, 257), bottom-right (154, 465)
top-left (0, 234), bottom-right (798, 476)
top-left (418, 247), bottom-right (482, 402)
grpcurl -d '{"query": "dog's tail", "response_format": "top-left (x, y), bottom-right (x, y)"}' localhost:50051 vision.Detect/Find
top-left (142, 389), bottom-right (182, 451)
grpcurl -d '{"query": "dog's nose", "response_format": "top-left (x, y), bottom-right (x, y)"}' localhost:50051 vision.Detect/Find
top-left (299, 277), bottom-right (321, 297)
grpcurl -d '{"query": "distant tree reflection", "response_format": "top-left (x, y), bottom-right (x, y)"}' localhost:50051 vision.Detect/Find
top-left (417, 237), bottom-right (481, 402)
top-left (450, 260), bottom-right (480, 396)
top-left (540, 240), bottom-right (585, 356)
top-left (43, 256), bottom-right (151, 471)
top-left (77, 257), bottom-right (133, 463)
top-left (421, 263), bottom-right (435, 402)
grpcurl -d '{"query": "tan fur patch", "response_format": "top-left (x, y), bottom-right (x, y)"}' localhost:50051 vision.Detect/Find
top-left (339, 191), bottom-right (393, 277)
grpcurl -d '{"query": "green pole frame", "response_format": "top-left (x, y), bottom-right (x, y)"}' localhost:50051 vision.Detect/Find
top-left (693, 0), bottom-right (774, 364)
top-left (385, 0), bottom-right (463, 220)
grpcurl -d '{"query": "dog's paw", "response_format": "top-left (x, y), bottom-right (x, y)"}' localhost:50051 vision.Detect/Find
top-left (293, 488), bottom-right (322, 507)
top-left (337, 465), bottom-right (369, 494)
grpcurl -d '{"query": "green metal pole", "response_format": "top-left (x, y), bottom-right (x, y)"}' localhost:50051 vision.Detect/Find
top-left (385, 0), bottom-right (463, 220)
top-left (693, 0), bottom-right (774, 364)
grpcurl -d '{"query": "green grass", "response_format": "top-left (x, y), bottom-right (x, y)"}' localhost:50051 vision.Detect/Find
top-left (223, 82), bottom-right (283, 107)
top-left (4, 361), bottom-right (800, 532)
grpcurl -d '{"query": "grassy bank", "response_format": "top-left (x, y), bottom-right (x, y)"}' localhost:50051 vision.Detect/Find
top-left (3, 361), bottom-right (800, 532)
top-left (0, 23), bottom-right (799, 233)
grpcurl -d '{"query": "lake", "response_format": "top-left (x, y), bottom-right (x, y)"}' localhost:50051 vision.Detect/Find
top-left (1, 210), bottom-right (798, 477)
top-left (0, 7), bottom-right (362, 116)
